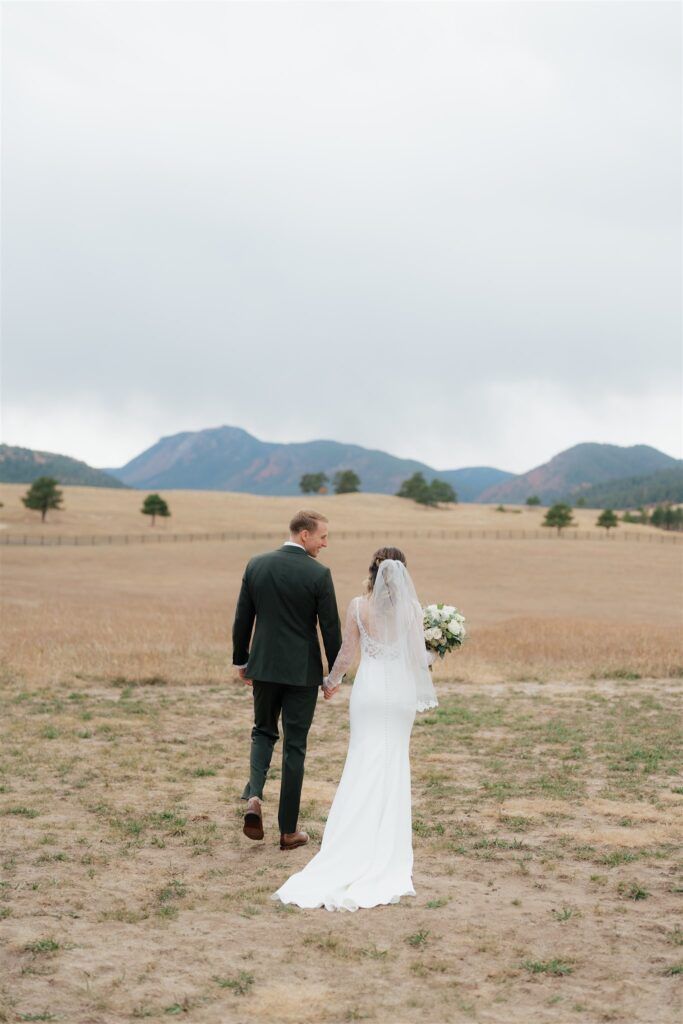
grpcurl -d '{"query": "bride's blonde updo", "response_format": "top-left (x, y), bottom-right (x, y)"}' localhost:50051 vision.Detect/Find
top-left (363, 546), bottom-right (407, 593)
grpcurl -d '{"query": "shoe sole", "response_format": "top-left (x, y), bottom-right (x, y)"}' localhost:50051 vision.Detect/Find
top-left (280, 839), bottom-right (308, 851)
top-left (243, 813), bottom-right (264, 841)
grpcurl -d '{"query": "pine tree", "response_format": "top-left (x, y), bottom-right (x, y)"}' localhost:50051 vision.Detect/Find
top-left (542, 503), bottom-right (576, 535)
top-left (22, 477), bottom-right (63, 523)
top-left (141, 493), bottom-right (171, 526)
top-left (596, 509), bottom-right (618, 531)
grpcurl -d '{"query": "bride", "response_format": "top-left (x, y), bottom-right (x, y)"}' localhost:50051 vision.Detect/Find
top-left (273, 546), bottom-right (437, 912)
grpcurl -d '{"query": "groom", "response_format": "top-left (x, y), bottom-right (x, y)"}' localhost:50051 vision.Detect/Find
top-left (232, 510), bottom-right (342, 850)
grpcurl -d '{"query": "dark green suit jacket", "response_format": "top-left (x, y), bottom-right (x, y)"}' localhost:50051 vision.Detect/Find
top-left (232, 545), bottom-right (342, 687)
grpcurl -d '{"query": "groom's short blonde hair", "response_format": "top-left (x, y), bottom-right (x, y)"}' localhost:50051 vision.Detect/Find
top-left (289, 510), bottom-right (328, 535)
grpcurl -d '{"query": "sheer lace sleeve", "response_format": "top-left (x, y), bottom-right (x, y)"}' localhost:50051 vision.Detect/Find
top-left (324, 598), bottom-right (361, 688)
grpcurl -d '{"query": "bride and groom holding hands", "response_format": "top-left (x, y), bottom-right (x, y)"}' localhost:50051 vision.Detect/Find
top-left (232, 508), bottom-right (438, 912)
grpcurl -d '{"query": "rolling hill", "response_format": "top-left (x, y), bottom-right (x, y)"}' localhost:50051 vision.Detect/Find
top-left (564, 464), bottom-right (683, 509)
top-left (104, 425), bottom-right (512, 498)
top-left (478, 443), bottom-right (679, 505)
top-left (0, 445), bottom-right (127, 489)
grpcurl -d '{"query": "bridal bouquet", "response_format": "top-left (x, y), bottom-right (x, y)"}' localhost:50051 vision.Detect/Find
top-left (423, 603), bottom-right (467, 658)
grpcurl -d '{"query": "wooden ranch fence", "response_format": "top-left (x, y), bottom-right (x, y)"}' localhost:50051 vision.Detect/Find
top-left (0, 529), bottom-right (681, 547)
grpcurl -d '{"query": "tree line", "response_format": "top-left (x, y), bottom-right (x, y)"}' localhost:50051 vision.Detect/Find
top-left (301, 469), bottom-right (457, 507)
top-left (13, 475), bottom-right (683, 531)
top-left (540, 503), bottom-right (683, 533)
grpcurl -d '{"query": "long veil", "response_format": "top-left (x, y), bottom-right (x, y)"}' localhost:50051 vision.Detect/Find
top-left (369, 560), bottom-right (438, 713)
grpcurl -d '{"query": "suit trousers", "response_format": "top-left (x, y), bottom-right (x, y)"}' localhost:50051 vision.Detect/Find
top-left (242, 680), bottom-right (319, 835)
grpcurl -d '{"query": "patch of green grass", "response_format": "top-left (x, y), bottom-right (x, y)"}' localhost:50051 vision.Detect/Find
top-left (191, 767), bottom-right (217, 777)
top-left (109, 809), bottom-right (187, 841)
top-left (164, 1000), bottom-right (191, 1014)
top-left (273, 900), bottom-right (296, 913)
top-left (618, 881), bottom-right (649, 900)
top-left (412, 819), bottom-right (445, 839)
top-left (522, 958), bottom-right (574, 976)
top-left (18, 1014), bottom-right (59, 1022)
top-left (158, 879), bottom-right (187, 903)
top-left (213, 971), bottom-right (254, 995)
top-left (4, 806), bottom-right (39, 818)
top-left (111, 816), bottom-right (146, 837)
top-left (360, 944), bottom-right (389, 959)
top-left (499, 815), bottom-right (533, 832)
top-left (598, 850), bottom-right (639, 867)
top-left (426, 898), bottom-right (448, 909)
top-left (23, 938), bottom-right (60, 954)
top-left (184, 820), bottom-right (218, 856)
top-left (542, 719), bottom-right (585, 745)
top-left (406, 929), bottom-right (430, 948)
top-left (481, 778), bottom-right (515, 800)
top-left (473, 837), bottom-right (528, 851)
top-left (669, 926), bottom-right (683, 947)
top-left (551, 907), bottom-right (575, 922)
top-left (663, 963), bottom-right (682, 976)
top-left (149, 811), bottom-right (187, 834)
top-left (40, 726), bottom-right (60, 740)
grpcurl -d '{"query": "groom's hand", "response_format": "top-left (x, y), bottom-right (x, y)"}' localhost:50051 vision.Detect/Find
top-left (237, 667), bottom-right (253, 686)
top-left (323, 683), bottom-right (339, 700)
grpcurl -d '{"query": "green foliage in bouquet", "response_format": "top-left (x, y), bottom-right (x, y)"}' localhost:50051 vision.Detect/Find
top-left (423, 603), bottom-right (467, 659)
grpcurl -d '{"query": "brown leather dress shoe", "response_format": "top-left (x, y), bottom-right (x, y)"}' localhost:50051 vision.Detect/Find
top-left (280, 830), bottom-right (309, 851)
top-left (243, 798), bottom-right (264, 841)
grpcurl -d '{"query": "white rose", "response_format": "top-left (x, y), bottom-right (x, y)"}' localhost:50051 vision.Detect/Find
top-left (441, 605), bottom-right (456, 617)
top-left (431, 627), bottom-right (443, 641)
top-left (447, 619), bottom-right (465, 637)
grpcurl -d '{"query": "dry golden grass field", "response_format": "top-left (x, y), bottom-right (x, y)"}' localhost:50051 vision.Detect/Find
top-left (1, 486), bottom-right (682, 1024)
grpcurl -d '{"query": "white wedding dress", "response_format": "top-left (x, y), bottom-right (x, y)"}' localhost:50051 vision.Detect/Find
top-left (273, 560), bottom-right (437, 912)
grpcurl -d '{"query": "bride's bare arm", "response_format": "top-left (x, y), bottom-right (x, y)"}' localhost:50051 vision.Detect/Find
top-left (323, 599), bottom-right (361, 696)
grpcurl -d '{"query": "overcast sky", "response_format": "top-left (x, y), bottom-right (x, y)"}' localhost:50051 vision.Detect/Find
top-left (2, 0), bottom-right (681, 474)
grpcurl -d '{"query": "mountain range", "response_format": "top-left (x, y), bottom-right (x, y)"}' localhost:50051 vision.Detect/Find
top-left (2, 428), bottom-right (680, 506)
top-left (478, 443), bottom-right (680, 505)
top-left (101, 426), bottom-right (512, 500)
top-left (0, 444), bottom-right (126, 489)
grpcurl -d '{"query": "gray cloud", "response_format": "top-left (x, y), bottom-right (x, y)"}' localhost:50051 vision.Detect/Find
top-left (2, 1), bottom-right (681, 472)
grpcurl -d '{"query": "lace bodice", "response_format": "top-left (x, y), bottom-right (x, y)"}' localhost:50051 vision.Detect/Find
top-left (326, 596), bottom-right (402, 688)
top-left (356, 603), bottom-right (402, 662)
